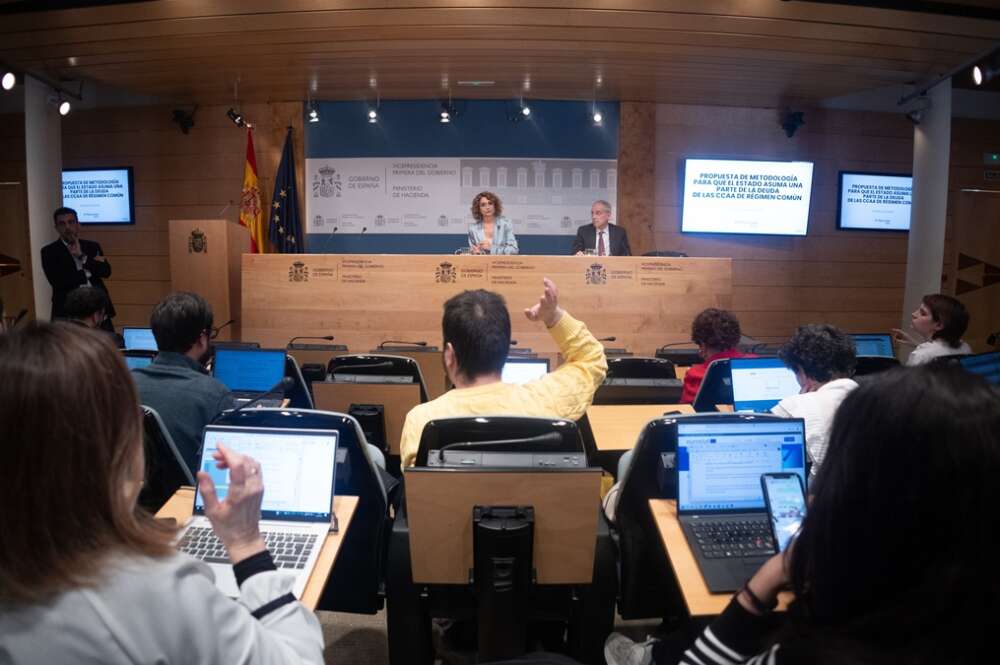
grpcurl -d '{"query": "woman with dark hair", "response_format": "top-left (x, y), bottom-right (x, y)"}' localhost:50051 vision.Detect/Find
top-left (468, 191), bottom-right (518, 255)
top-left (679, 308), bottom-right (753, 403)
top-left (771, 324), bottom-right (858, 478)
top-left (0, 323), bottom-right (324, 664)
top-left (605, 365), bottom-right (999, 665)
top-left (894, 293), bottom-right (971, 365)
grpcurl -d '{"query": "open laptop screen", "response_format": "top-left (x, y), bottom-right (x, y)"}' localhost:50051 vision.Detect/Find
top-left (123, 327), bottom-right (157, 351)
top-left (730, 357), bottom-right (800, 412)
top-left (960, 351), bottom-right (1000, 386)
top-left (213, 348), bottom-right (286, 392)
top-left (851, 333), bottom-right (894, 358)
top-left (194, 426), bottom-right (337, 521)
top-left (677, 419), bottom-right (806, 512)
top-left (502, 358), bottom-right (550, 384)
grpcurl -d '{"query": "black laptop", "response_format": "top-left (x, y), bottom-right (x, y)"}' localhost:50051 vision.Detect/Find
top-left (212, 347), bottom-right (287, 405)
top-left (675, 415), bottom-right (807, 593)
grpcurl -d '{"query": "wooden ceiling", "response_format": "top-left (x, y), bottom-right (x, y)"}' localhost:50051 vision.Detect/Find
top-left (1, 1), bottom-right (999, 108)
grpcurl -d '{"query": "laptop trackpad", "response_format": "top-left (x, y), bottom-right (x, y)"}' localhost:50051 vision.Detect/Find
top-left (741, 556), bottom-right (770, 584)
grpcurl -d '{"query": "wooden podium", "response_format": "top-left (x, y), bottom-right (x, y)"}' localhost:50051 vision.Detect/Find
top-left (168, 219), bottom-right (249, 341)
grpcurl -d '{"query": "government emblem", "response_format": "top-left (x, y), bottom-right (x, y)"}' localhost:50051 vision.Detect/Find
top-left (585, 263), bottom-right (607, 285)
top-left (188, 228), bottom-right (207, 253)
top-left (435, 262), bottom-right (457, 284)
top-left (438, 214), bottom-right (449, 228)
top-left (314, 165), bottom-right (341, 198)
top-left (375, 214), bottom-right (387, 227)
top-left (289, 261), bottom-right (310, 282)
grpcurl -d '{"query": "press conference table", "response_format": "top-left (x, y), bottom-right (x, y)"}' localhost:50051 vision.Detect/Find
top-left (649, 499), bottom-right (793, 617)
top-left (156, 487), bottom-right (358, 611)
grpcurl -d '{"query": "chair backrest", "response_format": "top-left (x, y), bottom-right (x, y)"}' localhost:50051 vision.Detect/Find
top-left (285, 353), bottom-right (315, 409)
top-left (415, 416), bottom-right (585, 467)
top-left (329, 353), bottom-right (429, 403)
top-left (614, 412), bottom-right (716, 619)
top-left (853, 355), bottom-right (901, 377)
top-left (655, 346), bottom-right (702, 367)
top-left (691, 357), bottom-right (733, 412)
top-left (213, 407), bottom-right (390, 614)
top-left (138, 406), bottom-right (196, 512)
top-left (605, 356), bottom-right (676, 381)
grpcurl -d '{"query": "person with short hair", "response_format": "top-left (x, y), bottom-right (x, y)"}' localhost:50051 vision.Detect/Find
top-left (679, 308), bottom-right (752, 403)
top-left (62, 285), bottom-right (110, 329)
top-left (771, 324), bottom-right (858, 477)
top-left (399, 278), bottom-right (606, 469)
top-left (894, 294), bottom-right (972, 365)
top-left (570, 200), bottom-right (631, 256)
top-left (0, 322), bottom-right (324, 664)
top-left (605, 365), bottom-right (999, 665)
top-left (40, 206), bottom-right (116, 330)
top-left (468, 191), bottom-right (518, 255)
top-left (132, 292), bottom-right (234, 473)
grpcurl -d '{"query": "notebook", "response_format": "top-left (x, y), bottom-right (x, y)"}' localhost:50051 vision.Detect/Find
top-left (501, 357), bottom-right (550, 384)
top-left (960, 351), bottom-right (1000, 386)
top-left (850, 333), bottom-right (894, 358)
top-left (177, 425), bottom-right (339, 598)
top-left (212, 348), bottom-right (287, 403)
top-left (676, 416), bottom-right (806, 592)
top-left (122, 327), bottom-right (157, 351)
top-left (729, 357), bottom-right (800, 412)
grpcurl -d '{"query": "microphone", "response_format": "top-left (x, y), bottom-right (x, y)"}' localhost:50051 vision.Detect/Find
top-left (658, 341), bottom-right (697, 348)
top-left (214, 376), bottom-right (294, 422)
top-left (509, 339), bottom-right (518, 346)
top-left (378, 339), bottom-right (427, 349)
top-left (288, 335), bottom-right (335, 346)
top-left (597, 336), bottom-right (617, 342)
top-left (988, 330), bottom-right (1000, 346)
top-left (212, 319), bottom-right (235, 337)
top-left (12, 308), bottom-right (28, 328)
top-left (437, 431), bottom-right (564, 462)
top-left (361, 226), bottom-right (368, 234)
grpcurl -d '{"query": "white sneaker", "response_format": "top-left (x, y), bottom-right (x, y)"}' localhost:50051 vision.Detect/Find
top-left (604, 632), bottom-right (657, 665)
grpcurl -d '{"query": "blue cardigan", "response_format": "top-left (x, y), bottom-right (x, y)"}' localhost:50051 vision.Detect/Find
top-left (468, 216), bottom-right (519, 255)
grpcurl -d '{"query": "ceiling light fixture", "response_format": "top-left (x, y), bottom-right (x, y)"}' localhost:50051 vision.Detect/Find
top-left (1, 71), bottom-right (15, 91)
top-left (440, 93), bottom-right (456, 124)
top-left (58, 99), bottom-right (71, 116)
top-left (367, 92), bottom-right (380, 123)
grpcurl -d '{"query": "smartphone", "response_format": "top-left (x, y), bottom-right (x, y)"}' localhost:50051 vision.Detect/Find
top-left (761, 472), bottom-right (806, 553)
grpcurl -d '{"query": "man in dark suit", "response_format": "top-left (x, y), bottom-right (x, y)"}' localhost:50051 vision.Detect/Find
top-left (40, 206), bottom-right (116, 331)
top-left (570, 200), bottom-right (631, 256)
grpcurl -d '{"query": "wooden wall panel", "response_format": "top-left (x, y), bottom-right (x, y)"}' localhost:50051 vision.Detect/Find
top-left (617, 102), bottom-right (655, 255)
top-left (60, 102), bottom-right (305, 328)
top-left (645, 103), bottom-right (1000, 344)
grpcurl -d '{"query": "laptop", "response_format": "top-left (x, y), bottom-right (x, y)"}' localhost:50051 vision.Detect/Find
top-left (122, 326), bottom-right (158, 351)
top-left (125, 354), bottom-right (153, 370)
top-left (676, 416), bottom-right (807, 592)
top-left (501, 357), bottom-right (550, 384)
top-left (177, 425), bottom-right (339, 598)
top-left (212, 347), bottom-right (287, 404)
top-left (960, 351), bottom-right (1000, 386)
top-left (730, 357), bottom-right (800, 413)
top-left (850, 333), bottom-right (894, 358)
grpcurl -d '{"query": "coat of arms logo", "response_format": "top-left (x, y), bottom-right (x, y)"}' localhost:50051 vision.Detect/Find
top-left (560, 215), bottom-right (573, 229)
top-left (313, 165), bottom-right (341, 198)
top-left (188, 228), bottom-right (207, 253)
top-left (435, 262), bottom-right (457, 284)
top-left (375, 214), bottom-right (386, 227)
top-left (438, 214), bottom-right (449, 228)
top-left (289, 261), bottom-right (309, 282)
top-left (585, 263), bottom-right (607, 285)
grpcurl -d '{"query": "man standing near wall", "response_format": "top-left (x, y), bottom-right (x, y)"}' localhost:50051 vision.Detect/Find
top-left (571, 200), bottom-right (632, 256)
top-left (40, 206), bottom-right (116, 331)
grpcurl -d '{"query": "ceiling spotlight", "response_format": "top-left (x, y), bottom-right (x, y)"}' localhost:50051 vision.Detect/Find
top-left (440, 110), bottom-right (451, 123)
top-left (226, 107), bottom-right (246, 127)
top-left (308, 107), bottom-right (319, 123)
top-left (521, 105), bottom-right (531, 117)
top-left (440, 98), bottom-right (457, 124)
top-left (58, 100), bottom-right (71, 116)
top-left (1, 72), bottom-right (15, 91)
top-left (593, 111), bottom-right (603, 125)
top-left (368, 108), bottom-right (377, 123)
top-left (973, 64), bottom-right (997, 86)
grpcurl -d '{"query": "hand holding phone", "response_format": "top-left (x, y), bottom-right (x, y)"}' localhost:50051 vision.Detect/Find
top-left (761, 472), bottom-right (806, 553)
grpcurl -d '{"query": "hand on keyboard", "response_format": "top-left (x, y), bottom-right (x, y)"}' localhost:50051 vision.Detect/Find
top-left (196, 443), bottom-right (267, 564)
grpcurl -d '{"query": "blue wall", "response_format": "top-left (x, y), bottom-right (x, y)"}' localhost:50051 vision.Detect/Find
top-left (304, 99), bottom-right (619, 254)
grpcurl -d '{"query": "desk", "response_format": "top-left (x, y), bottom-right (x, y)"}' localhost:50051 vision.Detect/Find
top-left (156, 487), bottom-right (359, 610)
top-left (648, 499), bottom-right (792, 617)
top-left (586, 404), bottom-right (693, 451)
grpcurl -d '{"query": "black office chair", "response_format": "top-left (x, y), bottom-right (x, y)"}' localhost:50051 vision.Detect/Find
top-left (691, 357), bottom-right (733, 412)
top-left (594, 356), bottom-right (682, 405)
top-left (655, 346), bottom-right (702, 367)
top-left (853, 355), bottom-right (900, 377)
top-left (389, 416), bottom-right (616, 665)
top-left (328, 353), bottom-right (430, 403)
top-left (611, 415), bottom-right (691, 620)
top-left (284, 354), bottom-right (315, 409)
top-left (137, 406), bottom-right (195, 512)
top-left (214, 407), bottom-right (392, 615)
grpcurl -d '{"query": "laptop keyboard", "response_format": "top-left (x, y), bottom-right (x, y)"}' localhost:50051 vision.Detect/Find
top-left (178, 526), bottom-right (318, 569)
top-left (691, 519), bottom-right (775, 559)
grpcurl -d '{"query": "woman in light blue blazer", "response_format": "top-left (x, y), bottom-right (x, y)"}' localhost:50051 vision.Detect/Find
top-left (468, 191), bottom-right (519, 255)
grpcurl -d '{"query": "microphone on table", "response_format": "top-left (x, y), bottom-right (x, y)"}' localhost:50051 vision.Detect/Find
top-left (597, 336), bottom-right (617, 342)
top-left (378, 340), bottom-right (427, 349)
top-left (214, 376), bottom-right (294, 423)
top-left (212, 319), bottom-right (235, 338)
top-left (509, 339), bottom-right (518, 346)
top-left (288, 335), bottom-right (335, 347)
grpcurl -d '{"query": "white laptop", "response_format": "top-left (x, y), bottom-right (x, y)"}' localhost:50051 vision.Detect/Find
top-left (177, 425), bottom-right (339, 598)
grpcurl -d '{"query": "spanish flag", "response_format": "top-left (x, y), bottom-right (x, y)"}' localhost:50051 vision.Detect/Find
top-left (239, 129), bottom-right (266, 253)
